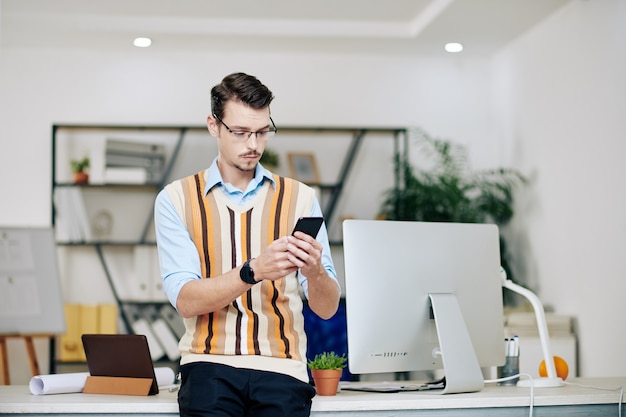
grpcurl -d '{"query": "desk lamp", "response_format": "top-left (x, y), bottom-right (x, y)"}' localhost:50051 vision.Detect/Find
top-left (500, 268), bottom-right (564, 388)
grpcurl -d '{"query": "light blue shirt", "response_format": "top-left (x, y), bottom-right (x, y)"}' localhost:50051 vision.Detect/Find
top-left (154, 159), bottom-right (338, 308)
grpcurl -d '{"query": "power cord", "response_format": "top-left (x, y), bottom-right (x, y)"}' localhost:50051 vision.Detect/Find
top-left (485, 374), bottom-right (625, 417)
top-left (562, 381), bottom-right (624, 417)
top-left (485, 373), bottom-right (534, 417)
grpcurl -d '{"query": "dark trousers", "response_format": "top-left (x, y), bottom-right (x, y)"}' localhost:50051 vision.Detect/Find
top-left (178, 362), bottom-right (316, 417)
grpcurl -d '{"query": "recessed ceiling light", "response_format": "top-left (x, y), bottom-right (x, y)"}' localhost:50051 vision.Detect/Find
top-left (444, 42), bottom-right (463, 53)
top-left (133, 37), bottom-right (152, 48)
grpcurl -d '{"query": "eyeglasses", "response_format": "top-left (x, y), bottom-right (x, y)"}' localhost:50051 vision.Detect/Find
top-left (213, 114), bottom-right (277, 142)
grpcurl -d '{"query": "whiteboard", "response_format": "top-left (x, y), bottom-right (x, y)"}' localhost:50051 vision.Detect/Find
top-left (0, 227), bottom-right (66, 335)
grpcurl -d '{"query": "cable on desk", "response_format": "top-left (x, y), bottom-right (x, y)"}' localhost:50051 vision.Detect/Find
top-left (484, 373), bottom-right (534, 417)
top-left (486, 375), bottom-right (625, 417)
top-left (562, 381), bottom-right (624, 417)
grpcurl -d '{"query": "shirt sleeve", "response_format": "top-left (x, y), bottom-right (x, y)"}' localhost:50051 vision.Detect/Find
top-left (154, 189), bottom-right (203, 309)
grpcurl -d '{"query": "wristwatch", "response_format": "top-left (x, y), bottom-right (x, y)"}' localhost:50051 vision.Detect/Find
top-left (240, 259), bottom-right (260, 285)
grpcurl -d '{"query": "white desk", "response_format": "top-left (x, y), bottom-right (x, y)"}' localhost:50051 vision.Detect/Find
top-left (0, 378), bottom-right (623, 416)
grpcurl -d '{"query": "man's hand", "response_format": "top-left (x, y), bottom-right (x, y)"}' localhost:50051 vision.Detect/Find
top-left (285, 231), bottom-right (325, 279)
top-left (176, 232), bottom-right (337, 319)
top-left (249, 236), bottom-right (299, 282)
top-left (288, 231), bottom-right (339, 319)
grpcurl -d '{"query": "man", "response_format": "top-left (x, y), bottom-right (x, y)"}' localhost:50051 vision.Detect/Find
top-left (154, 72), bottom-right (341, 417)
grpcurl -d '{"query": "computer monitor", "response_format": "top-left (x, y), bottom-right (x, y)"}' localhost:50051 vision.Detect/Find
top-left (342, 219), bottom-right (505, 394)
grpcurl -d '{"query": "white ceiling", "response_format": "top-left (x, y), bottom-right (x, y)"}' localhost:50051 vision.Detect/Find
top-left (1, 0), bottom-right (571, 57)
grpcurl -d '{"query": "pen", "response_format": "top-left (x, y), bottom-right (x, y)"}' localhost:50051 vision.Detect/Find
top-left (504, 337), bottom-right (520, 357)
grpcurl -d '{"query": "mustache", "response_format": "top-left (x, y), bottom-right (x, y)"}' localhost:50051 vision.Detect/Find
top-left (241, 152), bottom-right (261, 157)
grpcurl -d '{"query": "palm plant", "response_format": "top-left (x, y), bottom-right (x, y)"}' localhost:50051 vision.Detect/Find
top-left (380, 130), bottom-right (526, 301)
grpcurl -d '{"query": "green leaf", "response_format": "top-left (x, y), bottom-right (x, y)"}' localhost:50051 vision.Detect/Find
top-left (307, 351), bottom-right (347, 370)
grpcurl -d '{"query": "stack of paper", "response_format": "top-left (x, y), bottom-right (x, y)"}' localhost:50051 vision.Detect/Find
top-left (104, 139), bottom-right (166, 184)
top-left (505, 312), bottom-right (573, 337)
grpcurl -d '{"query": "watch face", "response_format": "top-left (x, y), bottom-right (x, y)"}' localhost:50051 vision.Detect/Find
top-left (240, 261), bottom-right (257, 284)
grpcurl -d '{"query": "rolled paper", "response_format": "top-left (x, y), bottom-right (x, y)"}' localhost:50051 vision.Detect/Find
top-left (29, 367), bottom-right (176, 395)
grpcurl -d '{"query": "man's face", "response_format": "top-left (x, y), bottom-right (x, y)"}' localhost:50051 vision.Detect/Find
top-left (209, 100), bottom-right (271, 174)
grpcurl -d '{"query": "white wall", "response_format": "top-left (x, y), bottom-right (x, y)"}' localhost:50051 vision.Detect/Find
top-left (493, 0), bottom-right (626, 377)
top-left (1, 0), bottom-right (624, 382)
top-left (0, 49), bottom-right (496, 227)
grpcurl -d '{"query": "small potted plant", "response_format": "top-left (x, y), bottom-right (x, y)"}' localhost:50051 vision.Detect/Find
top-left (70, 156), bottom-right (90, 184)
top-left (308, 351), bottom-right (347, 396)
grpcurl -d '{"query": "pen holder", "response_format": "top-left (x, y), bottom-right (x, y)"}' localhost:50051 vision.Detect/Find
top-left (497, 356), bottom-right (520, 386)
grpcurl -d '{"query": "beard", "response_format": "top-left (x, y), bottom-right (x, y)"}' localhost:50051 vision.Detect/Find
top-left (234, 152), bottom-right (260, 172)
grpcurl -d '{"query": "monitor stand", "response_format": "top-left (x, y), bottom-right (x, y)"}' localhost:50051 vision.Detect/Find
top-left (429, 293), bottom-right (484, 394)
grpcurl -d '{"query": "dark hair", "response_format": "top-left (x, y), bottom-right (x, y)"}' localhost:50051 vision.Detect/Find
top-left (211, 72), bottom-right (274, 119)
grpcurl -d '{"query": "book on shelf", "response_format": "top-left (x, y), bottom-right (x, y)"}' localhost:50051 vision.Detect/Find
top-left (98, 304), bottom-right (119, 334)
top-left (59, 303), bottom-right (119, 362)
top-left (54, 187), bottom-right (92, 242)
top-left (141, 305), bottom-right (180, 361)
top-left (151, 317), bottom-right (181, 361)
top-left (159, 304), bottom-right (185, 338)
top-left (131, 317), bottom-right (165, 361)
top-left (129, 246), bottom-right (168, 302)
top-left (124, 305), bottom-right (165, 361)
top-left (59, 304), bottom-right (82, 362)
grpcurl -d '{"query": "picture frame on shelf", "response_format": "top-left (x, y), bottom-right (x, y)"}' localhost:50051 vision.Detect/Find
top-left (287, 152), bottom-right (320, 184)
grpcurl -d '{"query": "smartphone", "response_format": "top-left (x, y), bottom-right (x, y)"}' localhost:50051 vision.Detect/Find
top-left (292, 217), bottom-right (324, 238)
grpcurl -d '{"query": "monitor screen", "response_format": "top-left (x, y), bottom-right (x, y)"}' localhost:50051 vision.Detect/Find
top-left (342, 220), bottom-right (505, 394)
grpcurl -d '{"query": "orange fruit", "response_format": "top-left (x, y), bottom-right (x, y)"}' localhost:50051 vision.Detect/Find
top-left (539, 356), bottom-right (569, 380)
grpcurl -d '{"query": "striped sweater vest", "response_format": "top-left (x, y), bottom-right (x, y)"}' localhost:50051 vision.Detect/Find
top-left (164, 169), bottom-right (316, 363)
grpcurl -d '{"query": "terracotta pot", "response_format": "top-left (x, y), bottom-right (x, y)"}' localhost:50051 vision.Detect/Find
top-left (311, 369), bottom-right (342, 396)
top-left (73, 171), bottom-right (89, 184)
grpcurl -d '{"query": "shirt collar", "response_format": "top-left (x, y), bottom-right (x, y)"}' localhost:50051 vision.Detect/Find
top-left (204, 158), bottom-right (276, 196)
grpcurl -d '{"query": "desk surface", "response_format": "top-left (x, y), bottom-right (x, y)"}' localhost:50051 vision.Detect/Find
top-left (1, 377), bottom-right (624, 416)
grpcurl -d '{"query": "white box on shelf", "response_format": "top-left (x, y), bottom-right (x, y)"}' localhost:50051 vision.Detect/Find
top-left (104, 167), bottom-right (148, 184)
